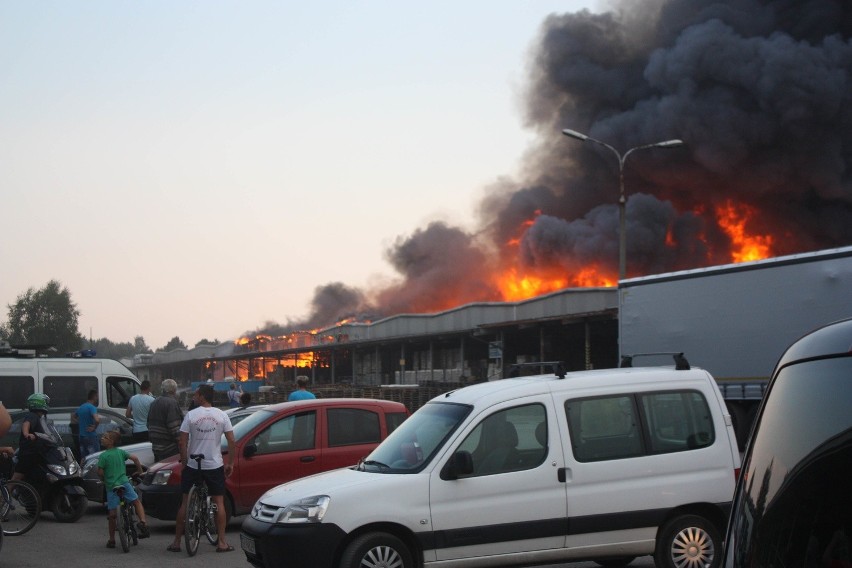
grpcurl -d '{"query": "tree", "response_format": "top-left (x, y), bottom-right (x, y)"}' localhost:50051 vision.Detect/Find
top-left (159, 336), bottom-right (187, 352)
top-left (3, 280), bottom-right (83, 354)
top-left (195, 338), bottom-right (219, 347)
top-left (134, 336), bottom-right (152, 354)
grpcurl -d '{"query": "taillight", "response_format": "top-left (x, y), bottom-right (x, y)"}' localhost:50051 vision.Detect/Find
top-left (734, 467), bottom-right (740, 481)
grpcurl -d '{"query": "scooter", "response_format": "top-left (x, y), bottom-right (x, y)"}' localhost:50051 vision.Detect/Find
top-left (24, 417), bottom-right (88, 523)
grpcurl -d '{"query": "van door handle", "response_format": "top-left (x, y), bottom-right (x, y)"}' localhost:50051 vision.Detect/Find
top-left (300, 456), bottom-right (316, 463)
top-left (558, 467), bottom-right (570, 482)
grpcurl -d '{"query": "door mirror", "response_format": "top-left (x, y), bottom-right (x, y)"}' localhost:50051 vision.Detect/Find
top-left (243, 443), bottom-right (257, 458)
top-left (441, 450), bottom-right (474, 480)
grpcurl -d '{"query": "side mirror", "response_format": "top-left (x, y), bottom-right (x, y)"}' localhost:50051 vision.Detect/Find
top-left (440, 450), bottom-right (474, 480)
top-left (243, 443), bottom-right (257, 458)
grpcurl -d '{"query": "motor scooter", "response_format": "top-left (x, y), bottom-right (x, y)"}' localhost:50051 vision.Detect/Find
top-left (24, 417), bottom-right (88, 523)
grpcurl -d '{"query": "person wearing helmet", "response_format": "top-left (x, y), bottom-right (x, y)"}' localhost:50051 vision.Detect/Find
top-left (11, 393), bottom-right (51, 482)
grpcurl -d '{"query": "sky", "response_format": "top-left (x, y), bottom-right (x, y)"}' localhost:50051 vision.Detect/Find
top-left (0, 0), bottom-right (602, 350)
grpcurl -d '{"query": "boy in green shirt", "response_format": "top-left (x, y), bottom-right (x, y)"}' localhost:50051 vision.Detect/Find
top-left (97, 430), bottom-right (151, 548)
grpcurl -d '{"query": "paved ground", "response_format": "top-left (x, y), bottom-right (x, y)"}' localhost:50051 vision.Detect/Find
top-left (0, 500), bottom-right (656, 568)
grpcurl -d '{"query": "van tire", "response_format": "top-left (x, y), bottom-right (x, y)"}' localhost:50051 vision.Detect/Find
top-left (655, 514), bottom-right (721, 568)
top-left (340, 532), bottom-right (413, 568)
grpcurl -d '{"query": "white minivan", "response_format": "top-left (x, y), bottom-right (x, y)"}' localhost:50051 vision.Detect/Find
top-left (0, 344), bottom-right (141, 412)
top-left (241, 361), bottom-right (741, 568)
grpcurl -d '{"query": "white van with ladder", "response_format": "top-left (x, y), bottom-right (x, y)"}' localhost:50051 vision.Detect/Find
top-left (0, 341), bottom-right (141, 412)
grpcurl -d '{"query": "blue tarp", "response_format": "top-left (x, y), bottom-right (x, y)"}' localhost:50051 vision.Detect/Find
top-left (190, 380), bottom-right (266, 393)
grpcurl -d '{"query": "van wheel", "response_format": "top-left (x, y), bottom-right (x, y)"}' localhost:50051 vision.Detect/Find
top-left (594, 557), bottom-right (636, 567)
top-left (340, 532), bottom-right (413, 568)
top-left (655, 514), bottom-right (721, 568)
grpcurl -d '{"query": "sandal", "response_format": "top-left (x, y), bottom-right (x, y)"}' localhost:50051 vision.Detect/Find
top-left (106, 540), bottom-right (116, 549)
top-left (216, 544), bottom-right (235, 553)
top-left (166, 544), bottom-right (182, 552)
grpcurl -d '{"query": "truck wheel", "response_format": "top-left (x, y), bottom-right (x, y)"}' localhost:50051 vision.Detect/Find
top-left (340, 532), bottom-right (413, 568)
top-left (655, 514), bottom-right (721, 568)
top-left (51, 493), bottom-right (88, 523)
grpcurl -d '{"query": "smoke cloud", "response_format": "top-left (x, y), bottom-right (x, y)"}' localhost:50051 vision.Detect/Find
top-left (252, 0), bottom-right (852, 336)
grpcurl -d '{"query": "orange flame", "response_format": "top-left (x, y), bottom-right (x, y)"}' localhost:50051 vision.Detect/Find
top-left (715, 200), bottom-right (774, 263)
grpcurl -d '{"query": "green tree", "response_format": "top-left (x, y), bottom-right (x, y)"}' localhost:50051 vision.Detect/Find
top-left (195, 338), bottom-right (219, 347)
top-left (159, 336), bottom-right (187, 352)
top-left (4, 280), bottom-right (83, 354)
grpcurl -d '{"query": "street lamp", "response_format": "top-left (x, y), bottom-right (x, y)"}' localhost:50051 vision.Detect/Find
top-left (562, 128), bottom-right (684, 281)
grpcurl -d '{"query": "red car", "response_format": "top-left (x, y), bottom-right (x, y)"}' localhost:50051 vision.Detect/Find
top-left (137, 398), bottom-right (409, 520)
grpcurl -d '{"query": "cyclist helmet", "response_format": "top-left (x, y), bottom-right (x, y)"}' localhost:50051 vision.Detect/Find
top-left (26, 393), bottom-right (50, 412)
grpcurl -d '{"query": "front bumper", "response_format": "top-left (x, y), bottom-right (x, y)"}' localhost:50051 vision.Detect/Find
top-left (137, 482), bottom-right (182, 520)
top-left (240, 515), bottom-right (346, 568)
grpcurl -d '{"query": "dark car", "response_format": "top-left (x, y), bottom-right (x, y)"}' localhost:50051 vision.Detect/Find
top-left (138, 398), bottom-right (408, 521)
top-left (1, 406), bottom-right (134, 457)
top-left (724, 317), bottom-right (852, 568)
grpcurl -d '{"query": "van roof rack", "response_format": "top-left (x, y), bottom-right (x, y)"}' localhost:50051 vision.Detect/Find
top-left (620, 352), bottom-right (690, 370)
top-left (507, 361), bottom-right (566, 380)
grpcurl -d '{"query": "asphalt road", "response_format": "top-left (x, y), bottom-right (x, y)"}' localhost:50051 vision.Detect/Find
top-left (0, 500), bottom-right (656, 568)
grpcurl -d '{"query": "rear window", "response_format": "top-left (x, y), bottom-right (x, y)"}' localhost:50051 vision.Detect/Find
top-left (327, 408), bottom-right (380, 447)
top-left (0, 376), bottom-right (35, 409)
top-left (727, 357), bottom-right (852, 568)
top-left (566, 389), bottom-right (715, 462)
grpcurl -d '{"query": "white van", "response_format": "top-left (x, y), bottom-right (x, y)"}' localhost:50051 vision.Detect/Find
top-left (0, 344), bottom-right (142, 413)
top-left (241, 360), bottom-right (741, 568)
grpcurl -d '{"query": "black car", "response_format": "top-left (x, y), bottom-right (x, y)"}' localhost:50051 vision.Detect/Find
top-left (1, 406), bottom-right (134, 457)
top-left (724, 317), bottom-right (852, 568)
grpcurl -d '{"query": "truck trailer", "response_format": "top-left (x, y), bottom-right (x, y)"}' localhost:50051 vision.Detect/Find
top-left (619, 245), bottom-right (852, 447)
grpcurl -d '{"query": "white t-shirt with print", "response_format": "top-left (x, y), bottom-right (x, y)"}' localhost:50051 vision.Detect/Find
top-left (180, 406), bottom-right (234, 470)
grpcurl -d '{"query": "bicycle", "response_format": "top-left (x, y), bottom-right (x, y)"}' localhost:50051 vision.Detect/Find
top-left (113, 480), bottom-right (140, 553)
top-left (184, 453), bottom-right (219, 556)
top-left (0, 475), bottom-right (41, 536)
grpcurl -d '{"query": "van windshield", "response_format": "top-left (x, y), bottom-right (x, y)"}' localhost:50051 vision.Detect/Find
top-left (358, 402), bottom-right (471, 473)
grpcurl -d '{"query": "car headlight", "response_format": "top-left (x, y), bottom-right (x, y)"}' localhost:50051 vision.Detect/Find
top-left (272, 495), bottom-right (330, 524)
top-left (151, 470), bottom-right (173, 485)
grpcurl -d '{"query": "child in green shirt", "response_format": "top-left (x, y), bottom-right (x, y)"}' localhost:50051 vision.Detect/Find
top-left (97, 430), bottom-right (151, 548)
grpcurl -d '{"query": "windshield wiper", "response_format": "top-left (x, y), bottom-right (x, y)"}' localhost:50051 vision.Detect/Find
top-left (359, 459), bottom-right (391, 471)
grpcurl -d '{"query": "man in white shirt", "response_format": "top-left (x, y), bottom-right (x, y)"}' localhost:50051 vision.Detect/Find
top-left (167, 384), bottom-right (237, 553)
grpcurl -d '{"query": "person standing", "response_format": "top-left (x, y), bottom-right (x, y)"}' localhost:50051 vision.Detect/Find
top-left (126, 380), bottom-right (156, 442)
top-left (76, 389), bottom-right (100, 460)
top-left (147, 379), bottom-right (183, 462)
top-left (167, 384), bottom-right (236, 553)
top-left (226, 382), bottom-right (242, 408)
top-left (288, 376), bottom-right (316, 401)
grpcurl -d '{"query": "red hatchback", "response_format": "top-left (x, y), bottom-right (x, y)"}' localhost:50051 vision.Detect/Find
top-left (137, 398), bottom-right (409, 520)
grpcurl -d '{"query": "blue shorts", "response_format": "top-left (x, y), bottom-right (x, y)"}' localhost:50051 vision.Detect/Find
top-left (106, 481), bottom-right (138, 510)
top-left (180, 465), bottom-right (226, 496)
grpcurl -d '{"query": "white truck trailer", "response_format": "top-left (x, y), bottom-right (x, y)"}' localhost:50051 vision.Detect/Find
top-left (619, 245), bottom-right (852, 447)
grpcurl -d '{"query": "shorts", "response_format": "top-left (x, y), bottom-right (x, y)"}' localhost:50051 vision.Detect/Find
top-left (180, 465), bottom-right (226, 496)
top-left (106, 481), bottom-right (139, 510)
top-left (132, 431), bottom-right (150, 442)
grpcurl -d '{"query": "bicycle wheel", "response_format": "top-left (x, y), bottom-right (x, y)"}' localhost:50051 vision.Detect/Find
top-left (1, 481), bottom-right (41, 536)
top-left (204, 494), bottom-right (219, 546)
top-left (116, 503), bottom-right (129, 552)
top-left (184, 485), bottom-right (202, 556)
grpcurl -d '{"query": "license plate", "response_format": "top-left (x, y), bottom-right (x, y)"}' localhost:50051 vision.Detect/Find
top-left (240, 534), bottom-right (256, 555)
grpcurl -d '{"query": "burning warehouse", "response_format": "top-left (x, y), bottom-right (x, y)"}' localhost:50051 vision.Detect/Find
top-left (132, 1), bottom-right (852, 388)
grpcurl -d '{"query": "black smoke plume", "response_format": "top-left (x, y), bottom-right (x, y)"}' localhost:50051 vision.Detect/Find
top-left (250, 0), bottom-right (852, 337)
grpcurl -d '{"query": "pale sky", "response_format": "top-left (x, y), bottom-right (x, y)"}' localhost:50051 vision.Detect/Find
top-left (1, 0), bottom-right (600, 350)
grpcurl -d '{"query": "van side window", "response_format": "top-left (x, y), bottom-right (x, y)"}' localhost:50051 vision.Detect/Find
top-left (566, 389), bottom-right (715, 462)
top-left (567, 396), bottom-right (643, 461)
top-left (43, 375), bottom-right (98, 407)
top-left (457, 404), bottom-right (547, 477)
top-left (253, 411), bottom-right (316, 455)
top-left (640, 391), bottom-right (714, 453)
top-left (0, 376), bottom-right (34, 409)
top-left (327, 408), bottom-right (380, 446)
top-left (106, 376), bottom-right (140, 409)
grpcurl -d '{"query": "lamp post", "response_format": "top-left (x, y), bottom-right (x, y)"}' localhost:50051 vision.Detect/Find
top-left (562, 129), bottom-right (684, 281)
